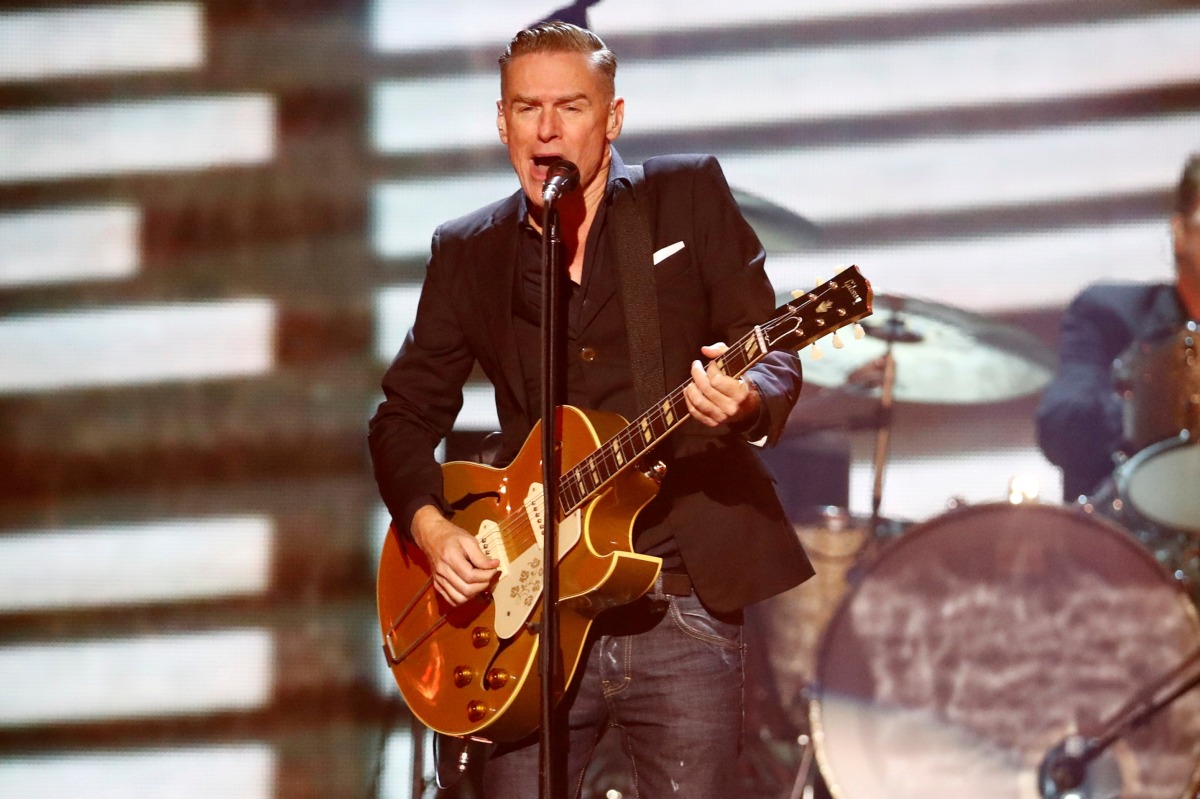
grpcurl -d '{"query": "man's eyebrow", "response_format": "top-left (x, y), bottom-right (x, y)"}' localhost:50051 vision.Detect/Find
top-left (509, 92), bottom-right (591, 106)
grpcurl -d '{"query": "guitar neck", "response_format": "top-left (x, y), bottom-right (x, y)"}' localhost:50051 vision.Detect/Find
top-left (556, 326), bottom-right (769, 517)
top-left (555, 264), bottom-right (873, 519)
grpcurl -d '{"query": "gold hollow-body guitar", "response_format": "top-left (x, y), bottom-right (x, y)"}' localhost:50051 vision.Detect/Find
top-left (377, 266), bottom-right (873, 742)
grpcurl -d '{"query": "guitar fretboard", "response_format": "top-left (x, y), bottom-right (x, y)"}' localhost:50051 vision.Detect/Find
top-left (556, 326), bottom-right (769, 516)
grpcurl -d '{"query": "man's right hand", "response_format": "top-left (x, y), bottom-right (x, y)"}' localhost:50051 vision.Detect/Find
top-left (411, 505), bottom-right (501, 606)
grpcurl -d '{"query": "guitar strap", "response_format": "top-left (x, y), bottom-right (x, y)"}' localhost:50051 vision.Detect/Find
top-left (612, 164), bottom-right (666, 409)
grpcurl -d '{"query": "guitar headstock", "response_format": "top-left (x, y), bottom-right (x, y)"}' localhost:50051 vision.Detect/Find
top-left (765, 265), bottom-right (873, 354)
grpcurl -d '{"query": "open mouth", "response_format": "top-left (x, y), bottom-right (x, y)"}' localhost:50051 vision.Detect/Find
top-left (531, 154), bottom-right (562, 179)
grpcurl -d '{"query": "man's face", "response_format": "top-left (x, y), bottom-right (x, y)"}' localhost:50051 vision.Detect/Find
top-left (497, 51), bottom-right (623, 211)
top-left (1173, 204), bottom-right (1200, 293)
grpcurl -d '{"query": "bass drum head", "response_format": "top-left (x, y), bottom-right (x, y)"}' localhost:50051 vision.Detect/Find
top-left (810, 503), bottom-right (1200, 799)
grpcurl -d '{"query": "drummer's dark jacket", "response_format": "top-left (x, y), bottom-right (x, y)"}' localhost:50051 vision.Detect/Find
top-left (369, 149), bottom-right (814, 613)
top-left (1036, 282), bottom-right (1187, 501)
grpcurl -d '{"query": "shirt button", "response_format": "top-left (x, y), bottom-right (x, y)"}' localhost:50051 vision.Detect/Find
top-left (580, 346), bottom-right (597, 362)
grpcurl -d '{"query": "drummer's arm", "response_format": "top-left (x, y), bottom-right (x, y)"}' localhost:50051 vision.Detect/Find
top-left (1035, 291), bottom-right (1125, 478)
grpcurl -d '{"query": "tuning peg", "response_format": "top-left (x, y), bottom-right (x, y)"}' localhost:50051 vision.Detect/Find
top-left (810, 341), bottom-right (824, 360)
top-left (814, 276), bottom-right (824, 287)
top-left (832, 331), bottom-right (844, 349)
top-left (853, 323), bottom-right (865, 340)
top-left (791, 289), bottom-right (804, 299)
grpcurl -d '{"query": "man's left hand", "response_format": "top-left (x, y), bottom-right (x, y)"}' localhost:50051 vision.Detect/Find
top-left (683, 343), bottom-right (761, 428)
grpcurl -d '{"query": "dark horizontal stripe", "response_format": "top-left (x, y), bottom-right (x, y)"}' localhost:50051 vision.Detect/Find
top-left (0, 363), bottom-right (381, 500)
top-left (375, 81), bottom-right (1200, 174)
top-left (817, 190), bottom-right (1172, 248)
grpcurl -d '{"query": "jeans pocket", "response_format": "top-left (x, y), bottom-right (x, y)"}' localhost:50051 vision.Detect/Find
top-left (669, 595), bottom-right (742, 650)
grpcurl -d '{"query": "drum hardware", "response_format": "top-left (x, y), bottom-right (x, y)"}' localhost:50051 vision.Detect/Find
top-left (1039, 647), bottom-right (1200, 799)
top-left (867, 321), bottom-right (898, 537)
top-left (786, 733), bottom-right (818, 799)
top-left (1082, 488), bottom-right (1200, 608)
top-left (1114, 323), bottom-right (1200, 452)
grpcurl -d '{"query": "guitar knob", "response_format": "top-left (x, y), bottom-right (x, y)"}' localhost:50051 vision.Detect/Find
top-left (467, 700), bottom-right (488, 723)
top-left (471, 626), bottom-right (492, 648)
top-left (453, 666), bottom-right (474, 687)
top-left (486, 668), bottom-right (510, 689)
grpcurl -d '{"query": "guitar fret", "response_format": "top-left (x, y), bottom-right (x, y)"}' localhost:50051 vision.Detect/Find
top-left (562, 471), bottom-right (581, 512)
top-left (660, 398), bottom-right (675, 426)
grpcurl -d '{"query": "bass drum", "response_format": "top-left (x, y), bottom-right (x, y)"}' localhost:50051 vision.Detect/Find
top-left (810, 503), bottom-right (1200, 799)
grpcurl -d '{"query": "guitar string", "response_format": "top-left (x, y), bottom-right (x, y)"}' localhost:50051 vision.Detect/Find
top-left (473, 277), bottom-right (851, 565)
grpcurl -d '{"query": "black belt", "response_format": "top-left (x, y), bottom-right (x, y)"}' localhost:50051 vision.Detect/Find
top-left (656, 571), bottom-right (693, 597)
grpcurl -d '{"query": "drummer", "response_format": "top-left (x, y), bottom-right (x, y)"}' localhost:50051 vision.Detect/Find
top-left (1037, 152), bottom-right (1200, 501)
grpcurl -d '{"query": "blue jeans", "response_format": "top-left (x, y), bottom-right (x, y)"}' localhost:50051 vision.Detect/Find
top-left (482, 592), bottom-right (745, 799)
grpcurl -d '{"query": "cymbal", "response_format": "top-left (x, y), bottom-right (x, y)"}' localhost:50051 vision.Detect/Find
top-left (801, 294), bottom-right (1057, 403)
top-left (732, 188), bottom-right (822, 252)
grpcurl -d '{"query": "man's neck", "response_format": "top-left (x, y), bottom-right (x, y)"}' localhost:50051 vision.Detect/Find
top-left (530, 161), bottom-right (610, 283)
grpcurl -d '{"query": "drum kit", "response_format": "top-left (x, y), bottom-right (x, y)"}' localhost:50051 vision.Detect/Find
top-left (752, 303), bottom-right (1200, 799)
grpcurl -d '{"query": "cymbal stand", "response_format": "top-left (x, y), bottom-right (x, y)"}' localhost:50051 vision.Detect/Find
top-left (1039, 645), bottom-right (1200, 799)
top-left (868, 339), bottom-right (897, 539)
top-left (785, 733), bottom-right (817, 799)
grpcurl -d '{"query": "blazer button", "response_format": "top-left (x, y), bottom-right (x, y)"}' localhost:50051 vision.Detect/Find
top-left (580, 346), bottom-right (597, 363)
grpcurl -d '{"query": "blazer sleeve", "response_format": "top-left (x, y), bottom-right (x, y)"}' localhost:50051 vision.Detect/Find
top-left (690, 155), bottom-right (803, 446)
top-left (368, 226), bottom-right (478, 536)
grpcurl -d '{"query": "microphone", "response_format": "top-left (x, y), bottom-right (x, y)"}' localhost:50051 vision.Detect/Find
top-left (541, 159), bottom-right (580, 203)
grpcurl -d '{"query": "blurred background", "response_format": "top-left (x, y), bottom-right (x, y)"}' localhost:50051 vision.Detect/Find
top-left (1, 1), bottom-right (1198, 797)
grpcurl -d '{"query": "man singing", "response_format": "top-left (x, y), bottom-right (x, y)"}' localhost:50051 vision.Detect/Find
top-left (370, 21), bottom-right (813, 797)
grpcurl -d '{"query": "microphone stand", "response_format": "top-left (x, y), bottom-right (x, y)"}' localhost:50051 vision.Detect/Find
top-left (538, 185), bottom-right (567, 799)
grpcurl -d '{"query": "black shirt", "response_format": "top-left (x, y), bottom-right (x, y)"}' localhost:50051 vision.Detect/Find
top-left (510, 159), bottom-right (684, 571)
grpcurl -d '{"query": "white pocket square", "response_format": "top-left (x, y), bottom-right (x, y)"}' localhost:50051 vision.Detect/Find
top-left (652, 241), bottom-right (685, 265)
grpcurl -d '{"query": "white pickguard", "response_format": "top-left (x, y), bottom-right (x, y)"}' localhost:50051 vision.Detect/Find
top-left (485, 482), bottom-right (582, 640)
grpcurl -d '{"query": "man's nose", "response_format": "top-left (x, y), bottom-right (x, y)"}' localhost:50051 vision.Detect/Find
top-left (537, 110), bottom-right (560, 141)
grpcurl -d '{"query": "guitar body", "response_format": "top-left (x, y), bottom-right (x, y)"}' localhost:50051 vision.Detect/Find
top-left (377, 405), bottom-right (663, 742)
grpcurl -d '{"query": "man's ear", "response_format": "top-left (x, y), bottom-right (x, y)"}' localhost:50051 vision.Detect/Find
top-left (606, 96), bottom-right (625, 142)
top-left (496, 99), bottom-right (508, 144)
top-left (1171, 213), bottom-right (1186, 259)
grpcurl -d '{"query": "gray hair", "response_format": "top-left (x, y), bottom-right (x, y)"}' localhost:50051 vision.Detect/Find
top-left (499, 21), bottom-right (616, 98)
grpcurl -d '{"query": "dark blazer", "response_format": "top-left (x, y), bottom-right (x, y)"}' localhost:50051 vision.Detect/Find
top-left (369, 151), bottom-right (814, 612)
top-left (1036, 281), bottom-right (1185, 500)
